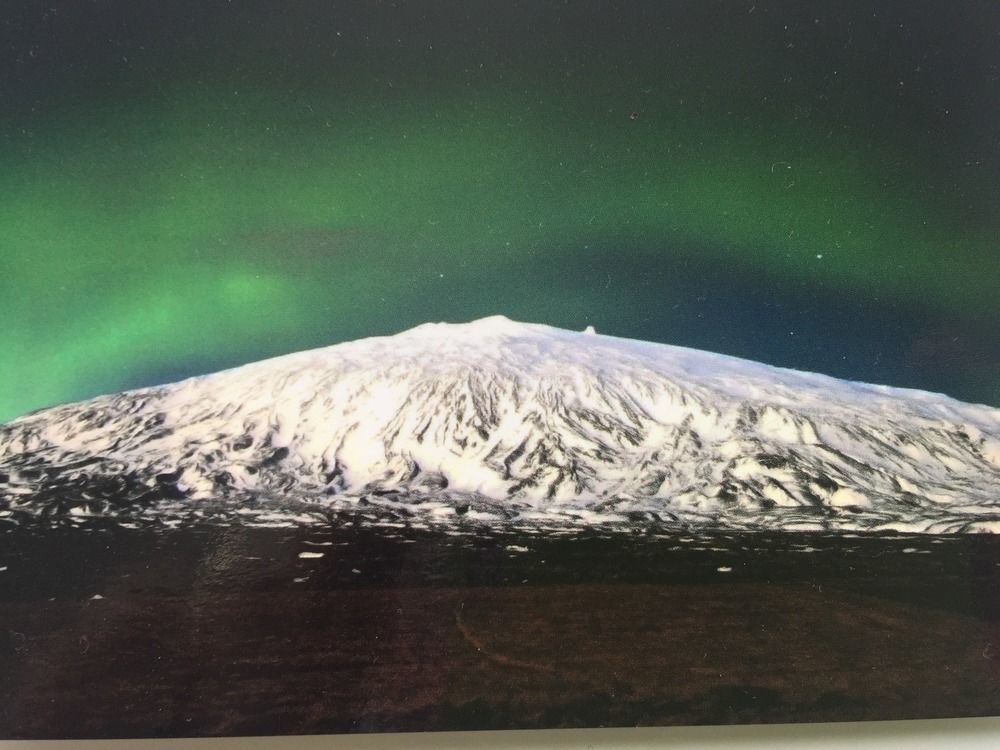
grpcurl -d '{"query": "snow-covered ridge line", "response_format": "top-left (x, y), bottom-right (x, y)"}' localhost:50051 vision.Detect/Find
top-left (2, 316), bottom-right (999, 533)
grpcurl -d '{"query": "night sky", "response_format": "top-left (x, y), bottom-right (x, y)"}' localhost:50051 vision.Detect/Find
top-left (2, 0), bottom-right (998, 421)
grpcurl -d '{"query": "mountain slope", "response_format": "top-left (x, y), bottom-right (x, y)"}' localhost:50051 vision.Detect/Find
top-left (2, 316), bottom-right (999, 532)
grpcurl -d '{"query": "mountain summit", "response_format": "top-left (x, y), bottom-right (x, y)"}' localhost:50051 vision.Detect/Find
top-left (2, 317), bottom-right (999, 532)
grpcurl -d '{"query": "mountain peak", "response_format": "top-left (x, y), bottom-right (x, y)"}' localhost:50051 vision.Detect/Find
top-left (400, 315), bottom-right (547, 340)
top-left (403, 316), bottom-right (600, 341)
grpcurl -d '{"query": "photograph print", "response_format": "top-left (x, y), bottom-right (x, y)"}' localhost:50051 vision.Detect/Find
top-left (1, 0), bottom-right (999, 739)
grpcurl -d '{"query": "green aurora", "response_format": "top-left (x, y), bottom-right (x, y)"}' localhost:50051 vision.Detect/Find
top-left (1, 1), bottom-right (998, 420)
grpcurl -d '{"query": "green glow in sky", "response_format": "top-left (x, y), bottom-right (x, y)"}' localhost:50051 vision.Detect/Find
top-left (2, 62), bottom-right (997, 419)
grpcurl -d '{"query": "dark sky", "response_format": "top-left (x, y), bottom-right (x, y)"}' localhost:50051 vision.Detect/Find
top-left (1, 1), bottom-right (998, 420)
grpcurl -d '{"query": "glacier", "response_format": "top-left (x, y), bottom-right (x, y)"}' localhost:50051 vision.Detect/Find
top-left (1, 316), bottom-right (999, 533)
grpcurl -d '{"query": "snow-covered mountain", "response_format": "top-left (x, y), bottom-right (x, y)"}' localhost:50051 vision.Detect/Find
top-left (2, 316), bottom-right (999, 533)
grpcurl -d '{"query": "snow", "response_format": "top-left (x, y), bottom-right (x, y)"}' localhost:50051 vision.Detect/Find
top-left (2, 316), bottom-right (999, 534)
top-left (829, 488), bottom-right (870, 508)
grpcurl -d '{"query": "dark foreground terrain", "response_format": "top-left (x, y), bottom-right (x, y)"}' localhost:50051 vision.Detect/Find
top-left (1, 522), bottom-right (999, 737)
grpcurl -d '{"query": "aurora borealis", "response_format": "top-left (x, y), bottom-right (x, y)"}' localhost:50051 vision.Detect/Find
top-left (1, 0), bottom-right (998, 421)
